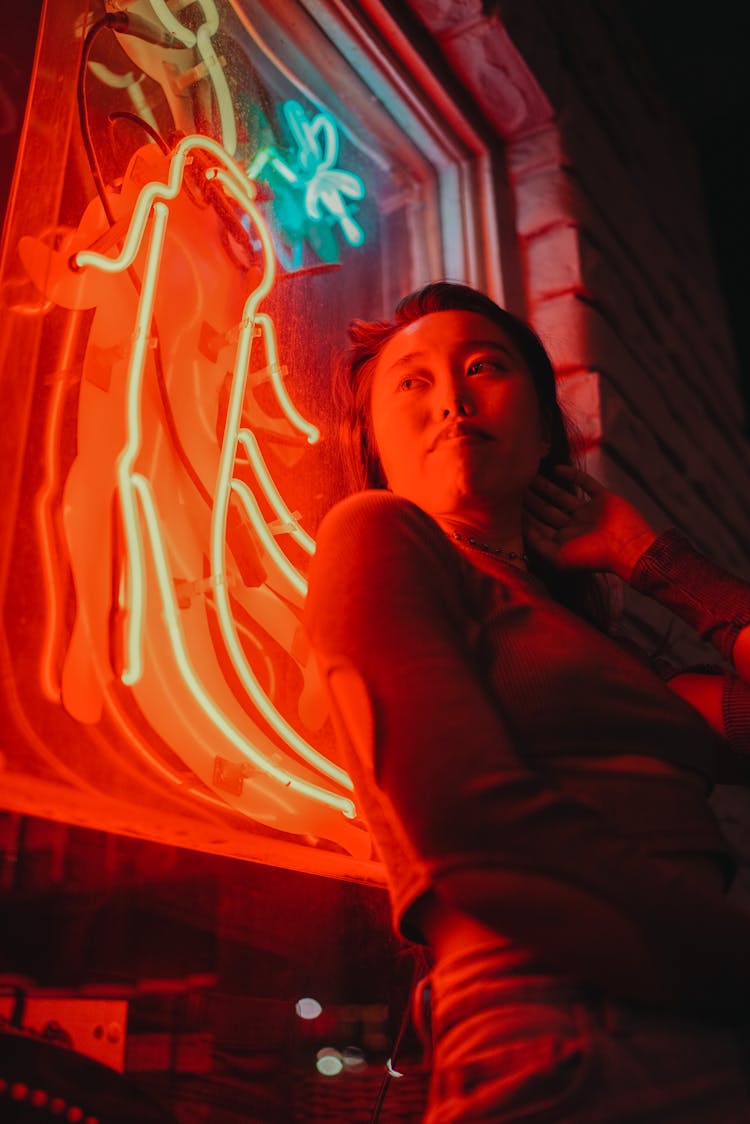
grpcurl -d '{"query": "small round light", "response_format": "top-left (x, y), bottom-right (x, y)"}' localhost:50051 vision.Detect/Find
top-left (295, 997), bottom-right (322, 1020)
top-left (342, 1046), bottom-right (366, 1070)
top-left (316, 1047), bottom-right (343, 1077)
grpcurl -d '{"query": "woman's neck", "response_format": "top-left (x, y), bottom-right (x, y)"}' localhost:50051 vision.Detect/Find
top-left (435, 511), bottom-right (528, 569)
top-left (436, 510), bottom-right (524, 554)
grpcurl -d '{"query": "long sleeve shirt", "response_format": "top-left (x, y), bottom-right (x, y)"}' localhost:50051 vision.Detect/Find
top-left (305, 489), bottom-right (750, 1016)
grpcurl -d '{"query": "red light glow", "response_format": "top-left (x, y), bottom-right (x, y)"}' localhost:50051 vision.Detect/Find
top-left (16, 134), bottom-right (367, 855)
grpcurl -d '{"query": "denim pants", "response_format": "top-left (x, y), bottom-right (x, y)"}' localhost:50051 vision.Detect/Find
top-left (419, 944), bottom-right (750, 1123)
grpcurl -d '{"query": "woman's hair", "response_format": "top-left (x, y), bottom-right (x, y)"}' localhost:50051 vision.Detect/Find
top-left (333, 281), bottom-right (610, 630)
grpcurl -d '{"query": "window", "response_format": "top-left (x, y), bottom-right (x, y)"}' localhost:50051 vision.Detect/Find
top-left (0, 0), bottom-right (499, 878)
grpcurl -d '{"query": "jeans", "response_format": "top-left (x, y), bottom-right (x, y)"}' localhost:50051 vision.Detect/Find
top-left (419, 944), bottom-right (750, 1123)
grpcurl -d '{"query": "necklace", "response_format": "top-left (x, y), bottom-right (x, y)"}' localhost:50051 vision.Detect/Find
top-left (450, 530), bottom-right (528, 566)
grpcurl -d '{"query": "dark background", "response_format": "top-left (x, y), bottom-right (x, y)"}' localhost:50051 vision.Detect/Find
top-left (616, 0), bottom-right (750, 426)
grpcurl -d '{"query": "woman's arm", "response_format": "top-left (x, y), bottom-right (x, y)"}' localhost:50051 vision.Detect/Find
top-left (525, 467), bottom-right (750, 752)
top-left (627, 527), bottom-right (750, 750)
top-left (663, 670), bottom-right (750, 781)
top-left (525, 466), bottom-right (750, 669)
top-left (629, 527), bottom-right (750, 668)
top-left (307, 489), bottom-right (750, 1016)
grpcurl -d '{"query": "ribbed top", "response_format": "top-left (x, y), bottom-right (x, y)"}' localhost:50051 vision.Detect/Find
top-left (306, 493), bottom-right (734, 948)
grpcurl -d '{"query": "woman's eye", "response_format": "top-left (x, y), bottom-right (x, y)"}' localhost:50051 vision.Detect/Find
top-left (468, 358), bottom-right (507, 376)
top-left (397, 375), bottom-right (424, 391)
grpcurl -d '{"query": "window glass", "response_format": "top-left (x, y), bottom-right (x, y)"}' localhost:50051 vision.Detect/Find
top-left (0, 0), bottom-right (494, 878)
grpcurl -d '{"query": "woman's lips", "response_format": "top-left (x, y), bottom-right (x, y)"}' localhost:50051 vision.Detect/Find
top-left (430, 424), bottom-right (493, 451)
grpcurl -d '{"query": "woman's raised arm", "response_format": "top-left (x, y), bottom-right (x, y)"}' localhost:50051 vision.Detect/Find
top-left (525, 467), bottom-right (750, 751)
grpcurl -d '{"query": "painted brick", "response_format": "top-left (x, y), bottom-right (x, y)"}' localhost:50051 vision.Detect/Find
top-left (439, 21), bottom-right (553, 138)
top-left (513, 166), bottom-right (579, 238)
top-left (568, 223), bottom-right (743, 426)
top-left (405, 0), bottom-right (482, 36)
top-left (408, 0), bottom-right (555, 138)
top-left (556, 368), bottom-right (602, 446)
top-left (506, 125), bottom-right (565, 181)
top-left (530, 290), bottom-right (591, 371)
top-left (599, 359), bottom-right (750, 547)
top-left (523, 222), bottom-right (586, 301)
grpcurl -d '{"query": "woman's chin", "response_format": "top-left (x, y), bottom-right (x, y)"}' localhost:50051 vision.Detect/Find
top-left (392, 472), bottom-right (521, 520)
top-left (420, 490), bottom-right (496, 521)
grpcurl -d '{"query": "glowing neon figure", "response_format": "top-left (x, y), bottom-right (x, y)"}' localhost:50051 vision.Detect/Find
top-left (249, 100), bottom-right (366, 269)
top-left (20, 136), bottom-right (368, 856)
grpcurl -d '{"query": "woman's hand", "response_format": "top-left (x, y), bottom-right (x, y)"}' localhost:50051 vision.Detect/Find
top-left (523, 465), bottom-right (659, 580)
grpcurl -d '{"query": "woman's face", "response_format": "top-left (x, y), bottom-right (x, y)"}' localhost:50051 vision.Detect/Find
top-left (369, 309), bottom-right (550, 520)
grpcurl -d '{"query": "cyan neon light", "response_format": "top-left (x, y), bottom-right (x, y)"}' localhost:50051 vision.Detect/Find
top-left (103, 0), bottom-right (368, 275)
top-left (283, 100), bottom-right (365, 247)
top-left (248, 100), bottom-right (366, 263)
top-left (73, 134), bottom-right (355, 814)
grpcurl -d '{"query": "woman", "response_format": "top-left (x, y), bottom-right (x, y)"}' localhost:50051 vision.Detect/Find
top-left (304, 282), bottom-right (750, 1122)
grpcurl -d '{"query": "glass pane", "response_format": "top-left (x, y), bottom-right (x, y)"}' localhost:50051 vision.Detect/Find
top-left (0, 0), bottom-right (484, 877)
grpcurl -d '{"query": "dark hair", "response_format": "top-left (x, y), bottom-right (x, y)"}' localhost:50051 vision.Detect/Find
top-left (333, 281), bottom-right (610, 630)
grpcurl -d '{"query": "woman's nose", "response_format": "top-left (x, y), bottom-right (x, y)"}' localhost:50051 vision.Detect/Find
top-left (441, 383), bottom-right (476, 419)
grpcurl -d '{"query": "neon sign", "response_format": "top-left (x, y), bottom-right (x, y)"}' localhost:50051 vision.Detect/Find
top-left (248, 100), bottom-right (367, 270)
top-left (6, 0), bottom-right (385, 867)
top-left (102, 4), bottom-right (368, 274)
top-left (146, 0), bottom-right (237, 155)
top-left (19, 134), bottom-right (369, 858)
